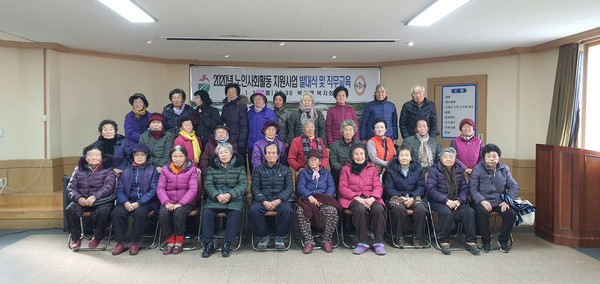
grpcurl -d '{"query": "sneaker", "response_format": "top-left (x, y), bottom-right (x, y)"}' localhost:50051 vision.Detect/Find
top-left (302, 242), bottom-right (314, 254)
top-left (440, 243), bottom-right (451, 255)
top-left (322, 241), bottom-right (333, 253)
top-left (482, 242), bottom-right (491, 253)
top-left (128, 243), bottom-right (139, 255)
top-left (257, 236), bottom-right (270, 251)
top-left (70, 239), bottom-right (82, 251)
top-left (352, 243), bottom-right (369, 255)
top-left (88, 238), bottom-right (100, 248)
top-left (466, 242), bottom-right (481, 255)
top-left (373, 243), bottom-right (386, 255)
top-left (112, 244), bottom-right (126, 255)
top-left (395, 237), bottom-right (405, 248)
top-left (202, 242), bottom-right (215, 258)
top-left (413, 239), bottom-right (424, 249)
top-left (274, 236), bottom-right (285, 249)
top-left (221, 242), bottom-right (231, 257)
top-left (498, 241), bottom-right (510, 253)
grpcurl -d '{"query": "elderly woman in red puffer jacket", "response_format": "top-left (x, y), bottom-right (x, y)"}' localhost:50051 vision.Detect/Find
top-left (157, 146), bottom-right (198, 255)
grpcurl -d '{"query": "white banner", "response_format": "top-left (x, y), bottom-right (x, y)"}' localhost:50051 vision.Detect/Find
top-left (441, 84), bottom-right (477, 139)
top-left (190, 66), bottom-right (380, 103)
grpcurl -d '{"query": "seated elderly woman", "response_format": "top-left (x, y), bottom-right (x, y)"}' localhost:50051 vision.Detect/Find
top-left (401, 117), bottom-right (441, 172)
top-left (383, 145), bottom-right (426, 248)
top-left (288, 120), bottom-right (329, 172)
top-left (329, 120), bottom-right (364, 186)
top-left (200, 142), bottom-right (247, 258)
top-left (65, 145), bottom-right (116, 251)
top-left (157, 146), bottom-right (199, 255)
top-left (451, 118), bottom-right (483, 175)
top-left (470, 144), bottom-right (518, 253)
top-left (338, 144), bottom-right (386, 255)
top-left (110, 143), bottom-right (159, 256)
top-left (252, 120), bottom-right (287, 169)
top-left (296, 149), bottom-right (341, 254)
top-left (367, 118), bottom-right (396, 171)
top-left (92, 119), bottom-right (131, 174)
top-left (427, 147), bottom-right (480, 256)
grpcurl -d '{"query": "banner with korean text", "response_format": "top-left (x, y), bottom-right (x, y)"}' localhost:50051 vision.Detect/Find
top-left (190, 66), bottom-right (380, 104)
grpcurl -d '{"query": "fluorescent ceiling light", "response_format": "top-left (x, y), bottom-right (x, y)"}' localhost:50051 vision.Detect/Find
top-left (406, 0), bottom-right (471, 27)
top-left (98, 0), bottom-right (157, 23)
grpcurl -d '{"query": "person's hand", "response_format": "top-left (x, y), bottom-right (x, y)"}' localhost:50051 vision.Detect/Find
top-left (465, 168), bottom-right (473, 174)
top-left (390, 196), bottom-right (401, 207)
top-left (354, 196), bottom-right (367, 208)
top-left (308, 196), bottom-right (321, 207)
top-left (85, 195), bottom-right (97, 207)
top-left (500, 201), bottom-right (510, 212)
top-left (173, 203), bottom-right (182, 210)
top-left (216, 194), bottom-right (230, 204)
top-left (113, 168), bottom-right (123, 177)
top-left (271, 199), bottom-right (282, 209)
top-left (446, 200), bottom-right (457, 210)
top-left (77, 197), bottom-right (87, 207)
top-left (124, 202), bottom-right (134, 212)
top-left (364, 197), bottom-right (376, 210)
top-left (262, 201), bottom-right (275, 211)
top-left (404, 197), bottom-right (415, 208)
top-left (481, 200), bottom-right (492, 212)
top-left (156, 167), bottom-right (162, 174)
top-left (165, 203), bottom-right (175, 212)
top-left (196, 168), bottom-right (202, 175)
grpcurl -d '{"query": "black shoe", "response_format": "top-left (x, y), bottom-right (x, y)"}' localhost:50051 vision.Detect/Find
top-left (498, 241), bottom-right (510, 253)
top-left (221, 242), bottom-right (231, 257)
top-left (202, 242), bottom-right (215, 258)
top-left (466, 242), bottom-right (481, 255)
top-left (482, 242), bottom-right (491, 253)
top-left (440, 243), bottom-right (451, 255)
top-left (395, 237), bottom-right (405, 248)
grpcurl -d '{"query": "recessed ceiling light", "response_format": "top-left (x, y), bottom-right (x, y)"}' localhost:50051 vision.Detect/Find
top-left (406, 0), bottom-right (471, 27)
top-left (224, 55), bottom-right (230, 58)
top-left (279, 42), bottom-right (285, 46)
top-left (98, 0), bottom-right (157, 23)
top-left (146, 40), bottom-right (152, 44)
top-left (407, 42), bottom-right (415, 46)
top-left (331, 55), bottom-right (337, 59)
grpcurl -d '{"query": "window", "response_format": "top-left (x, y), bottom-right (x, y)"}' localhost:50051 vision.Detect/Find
top-left (583, 42), bottom-right (600, 151)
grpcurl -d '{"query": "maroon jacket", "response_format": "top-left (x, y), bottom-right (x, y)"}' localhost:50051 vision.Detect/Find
top-left (326, 103), bottom-right (359, 145)
top-left (67, 155), bottom-right (116, 202)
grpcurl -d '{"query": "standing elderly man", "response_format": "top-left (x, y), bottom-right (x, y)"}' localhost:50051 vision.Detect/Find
top-left (360, 84), bottom-right (398, 141)
top-left (399, 85), bottom-right (438, 139)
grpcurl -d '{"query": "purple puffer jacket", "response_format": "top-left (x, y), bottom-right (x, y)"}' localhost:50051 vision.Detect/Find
top-left (156, 160), bottom-right (198, 206)
top-left (67, 155), bottom-right (116, 202)
top-left (124, 111), bottom-right (151, 147)
top-left (326, 103), bottom-right (359, 145)
top-left (427, 161), bottom-right (469, 204)
top-left (338, 162), bottom-right (384, 209)
top-left (251, 138), bottom-right (287, 168)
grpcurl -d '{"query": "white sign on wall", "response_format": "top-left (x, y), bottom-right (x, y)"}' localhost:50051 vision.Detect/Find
top-left (190, 66), bottom-right (380, 103)
top-left (441, 84), bottom-right (477, 138)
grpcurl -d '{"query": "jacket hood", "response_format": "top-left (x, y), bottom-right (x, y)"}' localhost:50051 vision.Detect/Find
top-left (77, 154), bottom-right (115, 170)
top-left (222, 95), bottom-right (249, 105)
top-left (210, 153), bottom-right (245, 169)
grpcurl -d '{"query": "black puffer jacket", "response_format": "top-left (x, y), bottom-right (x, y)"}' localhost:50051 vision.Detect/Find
top-left (399, 98), bottom-right (438, 139)
top-left (251, 162), bottom-right (293, 203)
top-left (162, 103), bottom-right (195, 134)
top-left (221, 95), bottom-right (249, 153)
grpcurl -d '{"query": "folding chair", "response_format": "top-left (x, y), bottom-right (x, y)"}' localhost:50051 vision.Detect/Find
top-left (159, 207), bottom-right (202, 251)
top-left (251, 210), bottom-right (293, 251)
top-left (66, 209), bottom-right (114, 251)
top-left (387, 205), bottom-right (431, 249)
top-left (205, 197), bottom-right (248, 252)
top-left (478, 211), bottom-right (514, 250)
top-left (427, 201), bottom-right (468, 252)
top-left (339, 209), bottom-right (357, 248)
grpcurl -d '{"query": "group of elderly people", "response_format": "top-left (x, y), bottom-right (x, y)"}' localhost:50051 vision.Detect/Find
top-left (64, 84), bottom-right (520, 258)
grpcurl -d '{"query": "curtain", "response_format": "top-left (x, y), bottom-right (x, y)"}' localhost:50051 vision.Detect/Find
top-left (546, 43), bottom-right (583, 147)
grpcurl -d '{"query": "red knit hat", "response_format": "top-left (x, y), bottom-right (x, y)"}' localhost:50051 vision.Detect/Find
top-left (149, 112), bottom-right (164, 123)
top-left (459, 118), bottom-right (475, 130)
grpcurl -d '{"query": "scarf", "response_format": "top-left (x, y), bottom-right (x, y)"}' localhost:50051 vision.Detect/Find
top-left (461, 134), bottom-right (474, 141)
top-left (99, 136), bottom-right (117, 155)
top-left (299, 106), bottom-right (318, 126)
top-left (169, 162), bottom-right (183, 175)
top-left (350, 160), bottom-right (368, 175)
top-left (173, 105), bottom-right (184, 115)
top-left (86, 162), bottom-right (103, 173)
top-left (150, 128), bottom-right (164, 139)
top-left (443, 165), bottom-right (458, 200)
top-left (215, 135), bottom-right (229, 144)
top-left (178, 130), bottom-right (201, 164)
top-left (302, 135), bottom-right (322, 160)
top-left (254, 105), bottom-right (264, 113)
top-left (417, 133), bottom-right (434, 168)
top-left (132, 161), bottom-right (146, 167)
top-left (132, 107), bottom-right (147, 118)
top-left (311, 167), bottom-right (321, 186)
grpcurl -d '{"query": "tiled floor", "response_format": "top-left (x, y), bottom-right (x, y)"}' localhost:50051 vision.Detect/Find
top-left (0, 231), bottom-right (599, 283)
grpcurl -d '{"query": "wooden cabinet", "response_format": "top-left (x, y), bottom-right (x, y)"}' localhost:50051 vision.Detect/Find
top-left (535, 144), bottom-right (600, 248)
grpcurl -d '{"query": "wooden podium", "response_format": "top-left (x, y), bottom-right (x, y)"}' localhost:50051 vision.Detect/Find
top-left (535, 144), bottom-right (600, 247)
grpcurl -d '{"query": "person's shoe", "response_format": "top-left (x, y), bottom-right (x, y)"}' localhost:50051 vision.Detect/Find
top-left (257, 236), bottom-right (270, 252)
top-left (302, 242), bottom-right (314, 254)
top-left (221, 242), bottom-right (231, 257)
top-left (274, 236), bottom-right (285, 250)
top-left (395, 237), bottom-right (405, 248)
top-left (172, 245), bottom-right (183, 255)
top-left (440, 243), bottom-right (451, 255)
top-left (88, 238), bottom-right (100, 248)
top-left (70, 239), bottom-right (82, 251)
top-left (466, 242), bottom-right (481, 255)
top-left (322, 241), bottom-right (333, 253)
top-left (201, 242), bottom-right (215, 258)
top-left (373, 243), bottom-right (386, 255)
top-left (112, 244), bottom-right (126, 255)
top-left (498, 241), bottom-right (510, 253)
top-left (128, 243), bottom-right (139, 255)
top-left (352, 243), bottom-right (369, 255)
top-left (163, 245), bottom-right (174, 255)
top-left (482, 242), bottom-right (491, 253)
top-left (413, 239), bottom-right (424, 249)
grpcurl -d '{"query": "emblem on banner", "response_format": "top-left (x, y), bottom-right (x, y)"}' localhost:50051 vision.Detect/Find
top-left (354, 75), bottom-right (366, 96)
top-left (198, 74), bottom-right (211, 92)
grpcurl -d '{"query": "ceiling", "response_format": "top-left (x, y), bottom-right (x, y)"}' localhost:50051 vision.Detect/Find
top-left (1, 0), bottom-right (600, 63)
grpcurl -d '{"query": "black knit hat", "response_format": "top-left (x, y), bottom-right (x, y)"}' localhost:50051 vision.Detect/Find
top-left (273, 91), bottom-right (287, 103)
top-left (129, 93), bottom-right (149, 107)
top-left (333, 86), bottom-right (349, 99)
